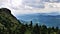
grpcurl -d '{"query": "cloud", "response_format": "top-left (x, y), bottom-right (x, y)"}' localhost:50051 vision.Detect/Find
top-left (0, 0), bottom-right (60, 16)
top-left (42, 0), bottom-right (60, 3)
top-left (10, 0), bottom-right (60, 16)
top-left (22, 0), bottom-right (45, 8)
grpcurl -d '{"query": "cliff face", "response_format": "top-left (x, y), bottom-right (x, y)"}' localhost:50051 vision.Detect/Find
top-left (0, 8), bottom-right (21, 33)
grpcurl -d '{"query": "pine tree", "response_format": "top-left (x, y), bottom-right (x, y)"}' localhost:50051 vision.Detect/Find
top-left (41, 25), bottom-right (47, 34)
top-left (31, 23), bottom-right (40, 34)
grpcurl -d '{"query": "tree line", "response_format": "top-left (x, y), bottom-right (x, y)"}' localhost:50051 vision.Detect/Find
top-left (0, 20), bottom-right (60, 34)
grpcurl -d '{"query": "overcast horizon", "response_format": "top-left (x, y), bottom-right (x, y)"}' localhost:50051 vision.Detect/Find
top-left (0, 0), bottom-right (60, 16)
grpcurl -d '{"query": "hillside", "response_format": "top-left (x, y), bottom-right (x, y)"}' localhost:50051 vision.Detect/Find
top-left (0, 8), bottom-right (60, 34)
top-left (0, 8), bottom-right (21, 34)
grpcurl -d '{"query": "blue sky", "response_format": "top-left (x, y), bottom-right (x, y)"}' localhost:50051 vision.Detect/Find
top-left (0, 0), bottom-right (60, 16)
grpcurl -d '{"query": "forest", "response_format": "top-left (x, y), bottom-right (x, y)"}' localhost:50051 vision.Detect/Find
top-left (0, 8), bottom-right (60, 34)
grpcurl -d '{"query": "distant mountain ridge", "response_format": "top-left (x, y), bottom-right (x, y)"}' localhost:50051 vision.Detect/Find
top-left (17, 13), bottom-right (60, 27)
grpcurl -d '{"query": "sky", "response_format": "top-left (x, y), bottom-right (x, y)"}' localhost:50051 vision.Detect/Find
top-left (0, 0), bottom-right (60, 16)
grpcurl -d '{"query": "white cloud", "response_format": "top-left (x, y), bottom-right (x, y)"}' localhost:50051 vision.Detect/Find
top-left (0, 0), bottom-right (60, 16)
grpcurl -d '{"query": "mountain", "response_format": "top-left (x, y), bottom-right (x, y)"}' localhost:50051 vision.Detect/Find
top-left (0, 8), bottom-right (60, 34)
top-left (0, 8), bottom-right (21, 34)
top-left (17, 13), bottom-right (60, 27)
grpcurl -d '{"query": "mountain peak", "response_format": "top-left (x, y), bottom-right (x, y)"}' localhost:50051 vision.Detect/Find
top-left (0, 8), bottom-right (11, 14)
top-left (0, 8), bottom-right (21, 32)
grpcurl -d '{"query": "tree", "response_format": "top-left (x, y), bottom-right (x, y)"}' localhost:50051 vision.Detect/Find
top-left (28, 21), bottom-right (33, 30)
top-left (41, 25), bottom-right (47, 34)
top-left (29, 21), bottom-right (32, 27)
top-left (19, 25), bottom-right (26, 34)
top-left (31, 23), bottom-right (40, 34)
top-left (55, 26), bottom-right (59, 32)
top-left (25, 24), bottom-right (28, 28)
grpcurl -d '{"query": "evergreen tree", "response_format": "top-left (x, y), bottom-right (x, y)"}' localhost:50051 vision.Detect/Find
top-left (28, 21), bottom-right (33, 30)
top-left (41, 25), bottom-right (47, 34)
top-left (29, 21), bottom-right (32, 27)
top-left (20, 25), bottom-right (26, 34)
top-left (55, 26), bottom-right (59, 32)
top-left (31, 23), bottom-right (40, 34)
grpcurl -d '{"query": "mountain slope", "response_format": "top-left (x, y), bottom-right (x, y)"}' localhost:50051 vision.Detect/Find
top-left (0, 8), bottom-right (21, 33)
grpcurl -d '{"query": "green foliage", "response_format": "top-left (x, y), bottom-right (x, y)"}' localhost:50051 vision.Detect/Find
top-left (0, 8), bottom-right (21, 34)
top-left (0, 8), bottom-right (60, 34)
